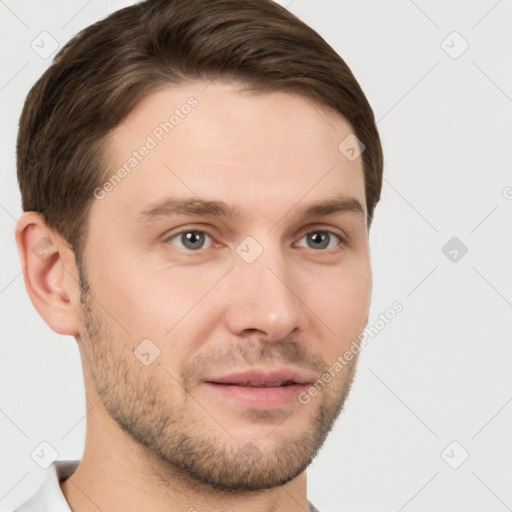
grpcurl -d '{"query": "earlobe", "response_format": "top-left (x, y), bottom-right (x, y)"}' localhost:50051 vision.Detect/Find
top-left (15, 212), bottom-right (81, 336)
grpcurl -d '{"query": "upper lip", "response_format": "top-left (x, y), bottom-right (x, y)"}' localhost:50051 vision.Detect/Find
top-left (204, 368), bottom-right (315, 387)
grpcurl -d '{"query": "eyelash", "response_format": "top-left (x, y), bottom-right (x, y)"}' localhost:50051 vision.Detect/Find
top-left (163, 226), bottom-right (348, 255)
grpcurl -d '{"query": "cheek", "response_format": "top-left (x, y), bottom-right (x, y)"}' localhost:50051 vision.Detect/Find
top-left (309, 261), bottom-right (372, 348)
top-left (88, 253), bottom-right (226, 341)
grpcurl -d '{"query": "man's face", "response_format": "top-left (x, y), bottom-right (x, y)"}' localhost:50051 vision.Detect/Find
top-left (77, 81), bottom-right (372, 490)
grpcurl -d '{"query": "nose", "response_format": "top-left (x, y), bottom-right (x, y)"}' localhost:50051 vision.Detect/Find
top-left (223, 240), bottom-right (302, 341)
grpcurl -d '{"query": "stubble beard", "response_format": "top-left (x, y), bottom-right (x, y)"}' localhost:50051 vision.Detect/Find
top-left (76, 259), bottom-right (358, 492)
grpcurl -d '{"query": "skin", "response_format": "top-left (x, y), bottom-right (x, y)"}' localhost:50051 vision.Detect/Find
top-left (16, 81), bottom-right (372, 512)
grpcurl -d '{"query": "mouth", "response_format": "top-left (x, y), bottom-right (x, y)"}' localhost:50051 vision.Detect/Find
top-left (203, 368), bottom-right (314, 409)
top-left (213, 380), bottom-right (299, 387)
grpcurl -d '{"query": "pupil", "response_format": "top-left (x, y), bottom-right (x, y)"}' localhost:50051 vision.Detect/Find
top-left (309, 232), bottom-right (328, 249)
top-left (184, 232), bottom-right (203, 249)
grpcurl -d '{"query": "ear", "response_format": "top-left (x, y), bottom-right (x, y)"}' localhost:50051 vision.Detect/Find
top-left (15, 212), bottom-right (81, 336)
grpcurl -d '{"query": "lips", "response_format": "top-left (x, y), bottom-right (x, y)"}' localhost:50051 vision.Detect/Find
top-left (230, 380), bottom-right (294, 387)
top-left (203, 368), bottom-right (314, 409)
top-left (205, 368), bottom-right (313, 387)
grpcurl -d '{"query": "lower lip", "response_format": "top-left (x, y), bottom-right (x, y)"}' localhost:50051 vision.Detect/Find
top-left (203, 382), bottom-right (309, 409)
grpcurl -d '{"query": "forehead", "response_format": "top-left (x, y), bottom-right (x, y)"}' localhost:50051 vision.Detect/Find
top-left (95, 81), bottom-right (366, 228)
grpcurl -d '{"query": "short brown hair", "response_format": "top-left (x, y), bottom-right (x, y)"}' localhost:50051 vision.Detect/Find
top-left (17, 0), bottom-right (383, 258)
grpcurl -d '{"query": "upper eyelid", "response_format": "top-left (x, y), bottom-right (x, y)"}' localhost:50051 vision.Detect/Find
top-left (295, 224), bottom-right (348, 241)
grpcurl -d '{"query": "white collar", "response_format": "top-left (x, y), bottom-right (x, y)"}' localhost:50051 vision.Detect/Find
top-left (14, 460), bottom-right (79, 512)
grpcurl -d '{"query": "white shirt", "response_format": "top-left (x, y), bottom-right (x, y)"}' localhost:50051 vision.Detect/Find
top-left (14, 460), bottom-right (78, 512)
top-left (13, 460), bottom-right (321, 511)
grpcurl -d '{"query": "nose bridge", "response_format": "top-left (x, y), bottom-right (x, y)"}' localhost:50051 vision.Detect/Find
top-left (226, 234), bottom-right (301, 339)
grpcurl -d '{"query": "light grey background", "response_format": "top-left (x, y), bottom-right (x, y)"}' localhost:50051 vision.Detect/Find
top-left (1, 1), bottom-right (511, 511)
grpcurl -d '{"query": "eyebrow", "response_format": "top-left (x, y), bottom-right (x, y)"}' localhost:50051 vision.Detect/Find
top-left (136, 194), bottom-right (365, 223)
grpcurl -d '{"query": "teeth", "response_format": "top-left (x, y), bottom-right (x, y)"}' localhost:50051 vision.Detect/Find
top-left (263, 381), bottom-right (282, 387)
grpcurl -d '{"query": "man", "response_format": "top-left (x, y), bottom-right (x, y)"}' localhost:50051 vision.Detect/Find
top-left (13, 0), bottom-right (383, 510)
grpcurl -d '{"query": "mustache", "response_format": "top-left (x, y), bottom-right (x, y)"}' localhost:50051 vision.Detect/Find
top-left (181, 338), bottom-right (327, 388)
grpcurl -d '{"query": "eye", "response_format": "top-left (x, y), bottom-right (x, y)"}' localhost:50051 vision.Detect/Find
top-left (163, 228), bottom-right (345, 253)
top-left (296, 230), bottom-right (343, 251)
top-left (165, 230), bottom-right (214, 251)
